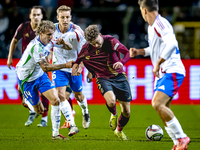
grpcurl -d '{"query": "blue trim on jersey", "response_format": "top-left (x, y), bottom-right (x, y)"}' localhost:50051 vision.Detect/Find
top-left (52, 70), bottom-right (83, 92)
top-left (175, 47), bottom-right (180, 54)
top-left (37, 37), bottom-right (46, 46)
top-left (155, 14), bottom-right (160, 19)
top-left (56, 23), bottom-right (72, 33)
top-left (18, 73), bottom-right (54, 105)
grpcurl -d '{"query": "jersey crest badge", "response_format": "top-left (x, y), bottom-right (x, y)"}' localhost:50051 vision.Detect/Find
top-left (39, 53), bottom-right (44, 58)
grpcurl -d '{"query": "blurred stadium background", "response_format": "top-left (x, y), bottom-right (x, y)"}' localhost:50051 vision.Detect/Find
top-left (0, 0), bottom-right (200, 105)
top-left (0, 0), bottom-right (200, 58)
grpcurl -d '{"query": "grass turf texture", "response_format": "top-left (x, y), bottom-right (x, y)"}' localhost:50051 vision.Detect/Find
top-left (0, 104), bottom-right (199, 150)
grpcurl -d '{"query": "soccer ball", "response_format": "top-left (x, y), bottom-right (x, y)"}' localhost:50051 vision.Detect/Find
top-left (145, 125), bottom-right (163, 141)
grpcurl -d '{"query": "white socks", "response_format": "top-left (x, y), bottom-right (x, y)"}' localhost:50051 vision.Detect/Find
top-left (42, 116), bottom-right (48, 122)
top-left (51, 105), bottom-right (61, 136)
top-left (60, 100), bottom-right (75, 126)
top-left (165, 126), bottom-right (177, 145)
top-left (166, 116), bottom-right (187, 139)
top-left (77, 96), bottom-right (89, 115)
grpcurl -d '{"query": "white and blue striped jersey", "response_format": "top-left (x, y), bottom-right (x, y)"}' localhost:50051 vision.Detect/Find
top-left (52, 23), bottom-right (86, 73)
top-left (144, 15), bottom-right (185, 80)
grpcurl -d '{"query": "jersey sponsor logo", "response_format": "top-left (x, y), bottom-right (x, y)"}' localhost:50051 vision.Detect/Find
top-left (158, 85), bottom-right (165, 90)
top-left (114, 43), bottom-right (119, 50)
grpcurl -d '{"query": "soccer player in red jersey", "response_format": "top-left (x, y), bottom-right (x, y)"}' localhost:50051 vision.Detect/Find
top-left (7, 6), bottom-right (49, 127)
top-left (72, 25), bottom-right (132, 140)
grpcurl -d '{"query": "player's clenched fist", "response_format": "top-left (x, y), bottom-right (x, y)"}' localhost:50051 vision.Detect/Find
top-left (65, 60), bottom-right (74, 68)
top-left (129, 47), bottom-right (137, 58)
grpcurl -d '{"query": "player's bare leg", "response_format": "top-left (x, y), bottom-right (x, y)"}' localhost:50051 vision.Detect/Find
top-left (37, 95), bottom-right (49, 127)
top-left (104, 91), bottom-right (118, 131)
top-left (74, 91), bottom-right (90, 129)
top-left (152, 91), bottom-right (190, 149)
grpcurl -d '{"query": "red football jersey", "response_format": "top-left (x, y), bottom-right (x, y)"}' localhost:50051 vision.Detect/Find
top-left (14, 21), bottom-right (36, 54)
top-left (76, 35), bottom-right (130, 79)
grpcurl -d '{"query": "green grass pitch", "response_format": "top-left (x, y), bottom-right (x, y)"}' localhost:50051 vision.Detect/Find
top-left (0, 104), bottom-right (199, 150)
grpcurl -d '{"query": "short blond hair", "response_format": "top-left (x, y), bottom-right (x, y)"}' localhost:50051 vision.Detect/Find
top-left (84, 25), bottom-right (100, 42)
top-left (56, 5), bottom-right (71, 15)
top-left (35, 20), bottom-right (56, 35)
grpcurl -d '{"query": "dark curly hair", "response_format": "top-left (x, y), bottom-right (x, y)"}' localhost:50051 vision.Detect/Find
top-left (84, 25), bottom-right (100, 42)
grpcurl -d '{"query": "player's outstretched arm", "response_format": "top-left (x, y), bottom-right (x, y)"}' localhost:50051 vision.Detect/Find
top-left (39, 59), bottom-right (74, 72)
top-left (7, 38), bottom-right (18, 69)
top-left (129, 48), bottom-right (145, 58)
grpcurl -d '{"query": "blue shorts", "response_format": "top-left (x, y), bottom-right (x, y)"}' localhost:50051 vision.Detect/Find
top-left (154, 73), bottom-right (184, 97)
top-left (18, 73), bottom-right (55, 105)
top-left (52, 70), bottom-right (83, 92)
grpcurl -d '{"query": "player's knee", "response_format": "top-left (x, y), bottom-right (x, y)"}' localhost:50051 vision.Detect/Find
top-left (106, 100), bottom-right (116, 107)
top-left (123, 111), bottom-right (130, 118)
top-left (152, 101), bottom-right (162, 111)
top-left (122, 106), bottom-right (131, 117)
top-left (51, 98), bottom-right (60, 106)
top-left (74, 92), bottom-right (84, 102)
top-left (58, 92), bottom-right (65, 102)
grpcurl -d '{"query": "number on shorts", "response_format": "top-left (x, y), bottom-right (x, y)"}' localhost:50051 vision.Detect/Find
top-left (24, 91), bottom-right (32, 99)
top-left (52, 71), bottom-right (56, 79)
